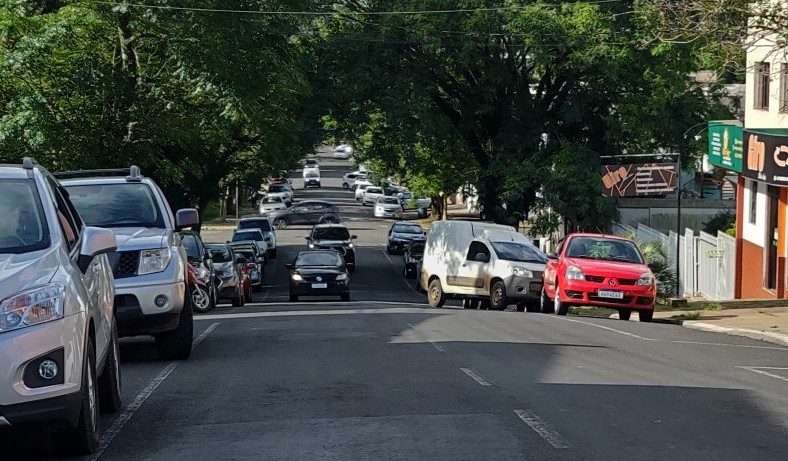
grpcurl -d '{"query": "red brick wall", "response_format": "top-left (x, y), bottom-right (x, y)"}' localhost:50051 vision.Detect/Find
top-left (740, 239), bottom-right (776, 299)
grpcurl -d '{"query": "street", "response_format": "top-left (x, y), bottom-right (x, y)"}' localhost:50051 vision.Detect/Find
top-left (7, 156), bottom-right (788, 461)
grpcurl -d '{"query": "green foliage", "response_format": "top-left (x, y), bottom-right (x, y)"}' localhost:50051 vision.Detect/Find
top-left (702, 210), bottom-right (735, 236)
top-left (636, 238), bottom-right (677, 299)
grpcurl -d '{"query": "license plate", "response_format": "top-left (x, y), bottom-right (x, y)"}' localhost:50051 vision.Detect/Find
top-left (597, 289), bottom-right (624, 299)
top-left (311, 283), bottom-right (328, 289)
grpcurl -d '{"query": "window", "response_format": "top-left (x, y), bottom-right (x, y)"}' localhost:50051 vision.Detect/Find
top-left (466, 241), bottom-right (491, 262)
top-left (65, 183), bottom-right (164, 228)
top-left (754, 62), bottom-right (770, 110)
top-left (565, 236), bottom-right (644, 264)
top-left (749, 180), bottom-right (758, 224)
top-left (781, 63), bottom-right (788, 113)
top-left (0, 178), bottom-right (50, 254)
top-left (49, 178), bottom-right (81, 251)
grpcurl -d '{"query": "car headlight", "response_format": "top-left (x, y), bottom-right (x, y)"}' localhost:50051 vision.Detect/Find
top-left (139, 248), bottom-right (171, 275)
top-left (291, 273), bottom-right (303, 281)
top-left (308, 243), bottom-right (315, 249)
top-left (348, 242), bottom-right (354, 249)
top-left (0, 284), bottom-right (65, 334)
top-left (636, 273), bottom-right (655, 286)
top-left (336, 273), bottom-right (348, 281)
top-left (565, 265), bottom-right (585, 281)
top-left (512, 267), bottom-right (534, 278)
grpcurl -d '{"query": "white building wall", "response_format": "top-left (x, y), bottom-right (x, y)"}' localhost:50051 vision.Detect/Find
top-left (744, 3), bottom-right (788, 130)
top-left (742, 179), bottom-right (768, 246)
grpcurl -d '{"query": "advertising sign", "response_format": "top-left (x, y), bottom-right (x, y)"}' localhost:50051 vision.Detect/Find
top-left (708, 121), bottom-right (743, 172)
top-left (601, 163), bottom-right (678, 197)
top-left (742, 130), bottom-right (788, 185)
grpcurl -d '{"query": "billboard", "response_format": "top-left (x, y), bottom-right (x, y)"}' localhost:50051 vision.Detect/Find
top-left (742, 130), bottom-right (788, 185)
top-left (708, 121), bottom-right (743, 172)
top-left (601, 163), bottom-right (678, 197)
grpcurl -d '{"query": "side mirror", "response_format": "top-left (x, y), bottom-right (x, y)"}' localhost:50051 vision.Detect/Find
top-left (547, 252), bottom-right (558, 260)
top-left (77, 227), bottom-right (117, 273)
top-left (176, 208), bottom-right (200, 230)
top-left (305, 236), bottom-right (311, 240)
top-left (474, 252), bottom-right (490, 264)
top-left (351, 235), bottom-right (357, 239)
top-left (285, 263), bottom-right (294, 270)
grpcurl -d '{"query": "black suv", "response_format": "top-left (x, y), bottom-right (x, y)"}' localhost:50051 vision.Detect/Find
top-left (269, 200), bottom-right (340, 229)
top-left (306, 223), bottom-right (357, 272)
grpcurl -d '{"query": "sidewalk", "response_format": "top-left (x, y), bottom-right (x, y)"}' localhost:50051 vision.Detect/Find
top-left (653, 307), bottom-right (788, 347)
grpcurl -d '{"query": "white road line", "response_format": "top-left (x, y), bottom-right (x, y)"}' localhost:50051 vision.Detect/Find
top-left (736, 366), bottom-right (788, 383)
top-left (460, 367), bottom-right (492, 386)
top-left (514, 409), bottom-right (570, 449)
top-left (379, 249), bottom-right (418, 292)
top-left (407, 323), bottom-right (445, 352)
top-left (91, 322), bottom-right (220, 460)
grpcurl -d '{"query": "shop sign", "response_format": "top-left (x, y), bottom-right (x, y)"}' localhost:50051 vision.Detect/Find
top-left (601, 163), bottom-right (678, 197)
top-left (742, 130), bottom-right (788, 185)
top-left (708, 121), bottom-right (743, 172)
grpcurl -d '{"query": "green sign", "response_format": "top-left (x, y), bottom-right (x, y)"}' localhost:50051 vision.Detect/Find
top-left (708, 121), bottom-right (743, 172)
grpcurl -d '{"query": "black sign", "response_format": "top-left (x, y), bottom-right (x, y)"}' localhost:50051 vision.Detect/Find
top-left (743, 131), bottom-right (788, 185)
top-left (601, 163), bottom-right (678, 197)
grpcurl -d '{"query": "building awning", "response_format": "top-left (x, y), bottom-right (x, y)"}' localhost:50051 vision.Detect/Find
top-left (742, 128), bottom-right (788, 185)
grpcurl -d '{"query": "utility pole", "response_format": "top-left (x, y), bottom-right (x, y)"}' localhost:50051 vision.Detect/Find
top-left (676, 151), bottom-right (682, 298)
top-left (235, 182), bottom-right (240, 222)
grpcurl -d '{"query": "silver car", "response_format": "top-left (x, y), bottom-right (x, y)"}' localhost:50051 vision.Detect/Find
top-left (0, 158), bottom-right (121, 454)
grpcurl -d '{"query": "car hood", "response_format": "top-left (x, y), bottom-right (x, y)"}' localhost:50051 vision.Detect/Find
top-left (390, 232), bottom-right (424, 241)
top-left (0, 248), bottom-right (59, 300)
top-left (313, 240), bottom-right (351, 246)
top-left (566, 258), bottom-right (649, 277)
top-left (109, 227), bottom-right (169, 251)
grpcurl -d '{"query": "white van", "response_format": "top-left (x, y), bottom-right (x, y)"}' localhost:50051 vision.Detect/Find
top-left (420, 220), bottom-right (547, 311)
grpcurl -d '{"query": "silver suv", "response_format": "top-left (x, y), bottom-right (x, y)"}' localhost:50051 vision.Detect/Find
top-left (61, 167), bottom-right (199, 360)
top-left (0, 159), bottom-right (121, 454)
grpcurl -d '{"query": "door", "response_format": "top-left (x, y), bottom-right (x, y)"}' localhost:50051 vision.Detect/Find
top-left (447, 241), bottom-right (490, 295)
top-left (766, 185), bottom-right (779, 290)
top-left (289, 204), bottom-right (310, 224)
top-left (543, 239), bottom-right (565, 299)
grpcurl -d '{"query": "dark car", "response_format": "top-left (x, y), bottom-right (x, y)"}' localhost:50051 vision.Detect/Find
top-left (180, 231), bottom-right (217, 313)
top-left (228, 241), bottom-right (264, 291)
top-left (269, 200), bottom-right (341, 229)
top-left (238, 216), bottom-right (277, 258)
top-left (306, 223), bottom-right (357, 271)
top-left (403, 238), bottom-right (426, 279)
top-left (287, 250), bottom-right (350, 302)
top-left (206, 244), bottom-right (247, 307)
top-left (387, 221), bottom-right (426, 254)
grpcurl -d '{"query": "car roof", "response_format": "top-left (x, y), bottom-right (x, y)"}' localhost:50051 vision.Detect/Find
top-left (313, 223), bottom-right (347, 229)
top-left (296, 249), bottom-right (342, 257)
top-left (567, 232), bottom-right (633, 242)
top-left (206, 243), bottom-right (230, 248)
top-left (297, 200), bottom-right (333, 205)
top-left (234, 229), bottom-right (264, 234)
top-left (239, 215), bottom-right (272, 220)
top-left (0, 166), bottom-right (30, 179)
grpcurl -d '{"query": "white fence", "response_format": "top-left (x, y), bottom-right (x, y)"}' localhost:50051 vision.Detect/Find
top-left (612, 222), bottom-right (735, 300)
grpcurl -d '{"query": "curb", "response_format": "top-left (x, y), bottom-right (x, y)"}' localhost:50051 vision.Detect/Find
top-left (682, 322), bottom-right (788, 347)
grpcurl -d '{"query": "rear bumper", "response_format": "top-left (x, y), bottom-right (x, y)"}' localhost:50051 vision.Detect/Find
top-left (559, 280), bottom-right (655, 309)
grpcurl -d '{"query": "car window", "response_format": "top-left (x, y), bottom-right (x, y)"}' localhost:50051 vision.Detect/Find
top-left (367, 187), bottom-right (382, 194)
top-left (261, 197), bottom-right (282, 204)
top-left (379, 197), bottom-right (400, 205)
top-left (233, 231), bottom-right (263, 242)
top-left (48, 182), bottom-right (81, 251)
top-left (490, 241), bottom-right (546, 264)
top-left (239, 219), bottom-right (272, 232)
top-left (566, 236), bottom-right (644, 264)
top-left (65, 183), bottom-right (164, 228)
top-left (392, 224), bottom-right (423, 234)
top-left (295, 251), bottom-right (343, 267)
top-left (0, 178), bottom-right (50, 254)
top-left (466, 241), bottom-right (491, 262)
top-left (312, 226), bottom-right (350, 240)
top-left (269, 185), bottom-right (287, 193)
top-left (207, 245), bottom-right (233, 263)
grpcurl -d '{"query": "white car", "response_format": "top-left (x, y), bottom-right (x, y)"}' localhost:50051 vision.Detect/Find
top-left (231, 229), bottom-right (269, 258)
top-left (342, 171), bottom-right (367, 189)
top-left (302, 165), bottom-right (320, 178)
top-left (266, 183), bottom-right (293, 205)
top-left (374, 196), bottom-right (404, 219)
top-left (304, 171), bottom-right (321, 188)
top-left (362, 186), bottom-right (385, 206)
top-left (258, 195), bottom-right (287, 214)
top-left (354, 181), bottom-right (373, 201)
top-left (333, 146), bottom-right (351, 160)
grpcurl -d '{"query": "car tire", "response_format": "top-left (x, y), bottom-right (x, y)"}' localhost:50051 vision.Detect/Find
top-left (273, 218), bottom-right (287, 229)
top-left (404, 265), bottom-right (415, 279)
top-left (269, 248), bottom-right (278, 259)
top-left (553, 286), bottom-right (569, 316)
top-left (192, 284), bottom-right (212, 313)
top-left (156, 292), bottom-right (194, 360)
top-left (618, 309), bottom-right (632, 320)
top-left (341, 293), bottom-right (350, 302)
top-left (232, 286), bottom-right (244, 307)
top-left (289, 293), bottom-right (298, 302)
top-left (343, 182), bottom-right (349, 189)
top-left (60, 339), bottom-right (100, 455)
top-left (97, 321), bottom-right (122, 413)
top-left (489, 280), bottom-right (509, 311)
top-left (462, 298), bottom-right (479, 310)
top-left (253, 283), bottom-right (262, 293)
top-left (516, 302), bottom-right (527, 312)
top-left (540, 286), bottom-right (553, 313)
top-left (638, 310), bottom-right (653, 322)
top-left (428, 278), bottom-right (446, 308)
top-left (347, 264), bottom-right (356, 273)
top-left (320, 216), bottom-right (338, 224)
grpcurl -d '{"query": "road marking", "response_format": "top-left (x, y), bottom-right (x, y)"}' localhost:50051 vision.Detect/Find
top-left (91, 322), bottom-right (220, 460)
top-left (514, 409), bottom-right (569, 449)
top-left (379, 249), bottom-right (419, 292)
top-left (407, 322), bottom-right (444, 352)
top-left (557, 316), bottom-right (786, 350)
top-left (736, 366), bottom-right (788, 383)
top-left (460, 367), bottom-right (492, 386)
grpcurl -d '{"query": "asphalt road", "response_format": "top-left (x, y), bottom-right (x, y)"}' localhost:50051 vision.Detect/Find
top-left (7, 155), bottom-right (788, 460)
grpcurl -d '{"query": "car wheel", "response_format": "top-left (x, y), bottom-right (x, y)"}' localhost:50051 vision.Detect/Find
top-left (97, 320), bottom-right (122, 413)
top-left (638, 310), bottom-right (653, 322)
top-left (617, 309), bottom-right (632, 320)
top-left (60, 339), bottom-right (99, 455)
top-left (274, 218), bottom-right (287, 229)
top-left (341, 293), bottom-right (350, 302)
top-left (553, 286), bottom-right (569, 316)
top-left (540, 286), bottom-right (553, 313)
top-left (428, 278), bottom-right (446, 308)
top-left (489, 280), bottom-right (509, 311)
top-left (516, 302), bottom-right (527, 312)
top-left (347, 264), bottom-right (356, 273)
top-left (269, 248), bottom-right (278, 259)
top-left (289, 293), bottom-right (299, 302)
top-left (343, 182), bottom-right (349, 188)
top-left (253, 283), bottom-right (262, 293)
top-left (156, 296), bottom-right (194, 360)
top-left (191, 284), bottom-right (212, 313)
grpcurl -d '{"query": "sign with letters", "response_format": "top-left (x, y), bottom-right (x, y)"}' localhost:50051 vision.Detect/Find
top-left (708, 121), bottom-right (743, 173)
top-left (742, 130), bottom-right (788, 185)
top-left (601, 163), bottom-right (678, 197)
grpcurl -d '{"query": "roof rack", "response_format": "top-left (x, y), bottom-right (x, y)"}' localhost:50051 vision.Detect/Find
top-left (53, 165), bottom-right (142, 182)
top-left (22, 157), bottom-right (37, 169)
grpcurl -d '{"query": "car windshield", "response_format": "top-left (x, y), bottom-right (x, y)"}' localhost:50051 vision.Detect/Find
top-left (312, 226), bottom-right (350, 240)
top-left (261, 197), bottom-right (282, 204)
top-left (296, 251), bottom-right (343, 267)
top-left (367, 187), bottom-right (382, 194)
top-left (269, 185), bottom-right (287, 193)
top-left (207, 245), bottom-right (233, 263)
top-left (233, 231), bottom-right (263, 242)
top-left (0, 178), bottom-right (49, 254)
top-left (235, 249), bottom-right (255, 260)
top-left (180, 234), bottom-right (201, 259)
top-left (491, 241), bottom-right (546, 263)
top-left (306, 172), bottom-right (319, 178)
top-left (239, 219), bottom-right (272, 232)
top-left (565, 237), bottom-right (644, 264)
top-left (378, 197), bottom-right (400, 205)
top-left (392, 224), bottom-right (423, 234)
top-left (65, 183), bottom-right (164, 228)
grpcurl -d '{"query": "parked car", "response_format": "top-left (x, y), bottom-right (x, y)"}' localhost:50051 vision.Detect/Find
top-left (227, 241), bottom-right (264, 291)
top-left (342, 171), bottom-right (366, 189)
top-left (231, 229), bottom-right (269, 259)
top-left (287, 250), bottom-right (351, 302)
top-left (1, 158), bottom-right (121, 454)
top-left (333, 146), bottom-right (350, 159)
top-left (306, 223), bottom-right (357, 271)
top-left (362, 186), bottom-right (385, 206)
top-left (403, 238), bottom-right (426, 279)
top-left (387, 221), bottom-right (426, 254)
top-left (238, 216), bottom-right (278, 258)
top-left (304, 171), bottom-right (321, 188)
top-left (266, 183), bottom-right (293, 205)
top-left (421, 220), bottom-right (547, 311)
top-left (268, 200), bottom-right (341, 229)
top-left (258, 195), bottom-right (287, 215)
top-left (302, 165), bottom-right (320, 178)
top-left (374, 196), bottom-right (404, 219)
top-left (62, 166), bottom-right (199, 360)
top-left (354, 181), bottom-right (373, 201)
top-left (180, 231), bottom-right (217, 313)
top-left (304, 156), bottom-right (320, 167)
top-left (541, 233), bottom-right (656, 321)
top-left (206, 244), bottom-right (248, 307)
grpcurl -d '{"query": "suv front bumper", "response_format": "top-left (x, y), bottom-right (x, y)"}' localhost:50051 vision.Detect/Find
top-left (114, 281), bottom-right (185, 337)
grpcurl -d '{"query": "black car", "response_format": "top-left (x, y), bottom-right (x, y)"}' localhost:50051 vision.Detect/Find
top-left (228, 241), bottom-right (264, 291)
top-left (180, 231), bottom-right (217, 313)
top-left (304, 171), bottom-right (321, 188)
top-left (403, 238), bottom-right (426, 279)
top-left (238, 215), bottom-right (277, 259)
top-left (206, 244), bottom-right (247, 307)
top-left (386, 221), bottom-right (426, 254)
top-left (269, 200), bottom-right (341, 229)
top-left (306, 223), bottom-right (357, 271)
top-left (287, 250), bottom-right (350, 302)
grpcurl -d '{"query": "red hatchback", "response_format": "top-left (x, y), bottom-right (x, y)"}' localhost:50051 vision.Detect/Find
top-left (541, 233), bottom-right (656, 322)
